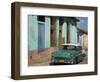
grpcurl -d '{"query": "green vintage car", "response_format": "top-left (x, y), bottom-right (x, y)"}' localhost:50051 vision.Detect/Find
top-left (50, 44), bottom-right (85, 65)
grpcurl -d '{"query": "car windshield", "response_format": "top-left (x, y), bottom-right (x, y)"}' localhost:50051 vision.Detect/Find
top-left (62, 45), bottom-right (81, 50)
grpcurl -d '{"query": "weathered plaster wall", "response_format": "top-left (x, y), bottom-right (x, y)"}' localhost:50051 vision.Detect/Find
top-left (28, 15), bottom-right (38, 51)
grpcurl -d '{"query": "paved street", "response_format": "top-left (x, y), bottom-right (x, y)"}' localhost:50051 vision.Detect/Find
top-left (28, 47), bottom-right (58, 66)
top-left (28, 47), bottom-right (87, 66)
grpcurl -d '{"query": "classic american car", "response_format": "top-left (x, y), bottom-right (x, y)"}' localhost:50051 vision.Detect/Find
top-left (50, 44), bottom-right (85, 65)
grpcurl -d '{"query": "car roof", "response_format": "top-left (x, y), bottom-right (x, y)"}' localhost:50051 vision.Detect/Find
top-left (61, 43), bottom-right (81, 46)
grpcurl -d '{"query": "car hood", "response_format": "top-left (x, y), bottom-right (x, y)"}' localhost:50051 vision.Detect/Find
top-left (52, 49), bottom-right (81, 58)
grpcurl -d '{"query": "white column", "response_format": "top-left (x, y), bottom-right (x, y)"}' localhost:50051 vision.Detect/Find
top-left (45, 16), bottom-right (51, 48)
top-left (55, 17), bottom-right (59, 46)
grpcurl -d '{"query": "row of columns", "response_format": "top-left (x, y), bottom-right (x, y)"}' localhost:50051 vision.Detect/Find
top-left (51, 17), bottom-right (78, 47)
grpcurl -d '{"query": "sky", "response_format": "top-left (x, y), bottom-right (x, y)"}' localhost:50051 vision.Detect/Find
top-left (77, 17), bottom-right (88, 31)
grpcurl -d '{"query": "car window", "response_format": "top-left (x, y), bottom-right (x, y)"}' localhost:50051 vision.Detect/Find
top-left (75, 46), bottom-right (82, 50)
top-left (67, 46), bottom-right (75, 50)
top-left (63, 46), bottom-right (75, 50)
top-left (62, 45), bottom-right (82, 50)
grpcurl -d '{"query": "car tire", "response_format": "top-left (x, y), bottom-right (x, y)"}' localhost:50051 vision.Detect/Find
top-left (74, 57), bottom-right (78, 64)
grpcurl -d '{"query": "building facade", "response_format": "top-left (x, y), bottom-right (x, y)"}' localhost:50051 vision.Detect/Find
top-left (77, 28), bottom-right (88, 51)
top-left (28, 16), bottom-right (79, 52)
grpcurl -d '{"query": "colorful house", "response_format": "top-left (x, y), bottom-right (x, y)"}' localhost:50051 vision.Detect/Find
top-left (77, 28), bottom-right (88, 51)
top-left (28, 16), bottom-right (79, 52)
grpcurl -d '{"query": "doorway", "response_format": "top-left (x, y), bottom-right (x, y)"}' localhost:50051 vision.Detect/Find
top-left (38, 22), bottom-right (45, 52)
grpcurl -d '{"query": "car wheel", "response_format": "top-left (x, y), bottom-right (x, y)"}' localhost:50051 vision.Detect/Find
top-left (70, 59), bottom-right (74, 64)
top-left (64, 59), bottom-right (68, 63)
top-left (72, 57), bottom-right (78, 64)
top-left (75, 57), bottom-right (78, 64)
